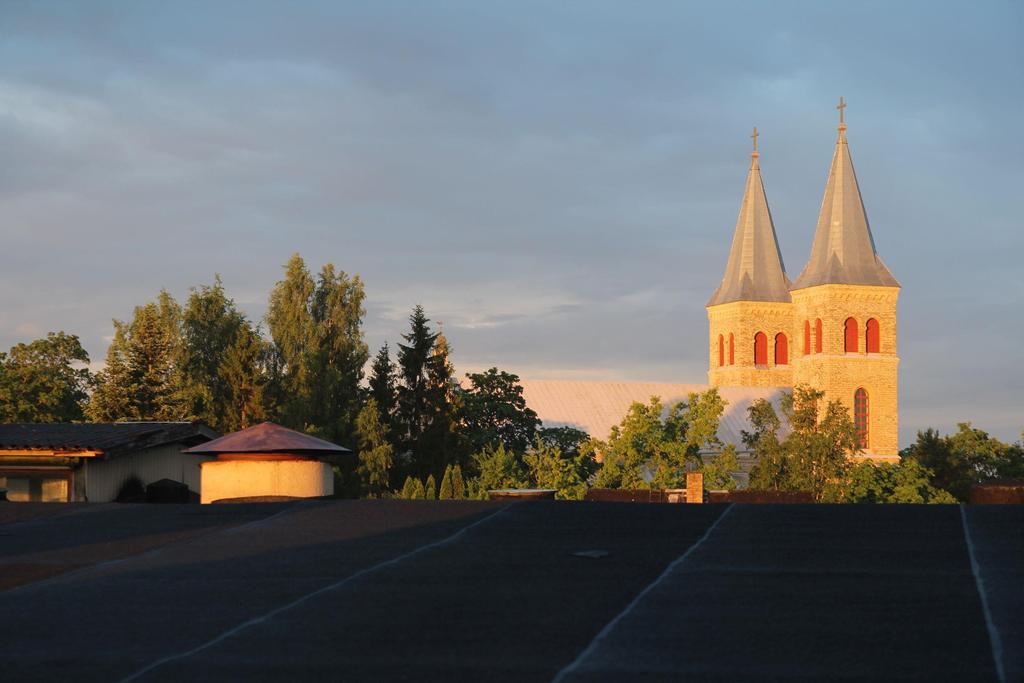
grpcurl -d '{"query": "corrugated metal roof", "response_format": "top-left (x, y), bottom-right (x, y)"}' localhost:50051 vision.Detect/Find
top-left (0, 422), bottom-right (218, 457)
top-left (184, 422), bottom-right (351, 454)
top-left (517, 379), bottom-right (785, 451)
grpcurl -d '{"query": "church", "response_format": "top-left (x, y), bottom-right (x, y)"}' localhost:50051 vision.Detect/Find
top-left (521, 100), bottom-right (900, 465)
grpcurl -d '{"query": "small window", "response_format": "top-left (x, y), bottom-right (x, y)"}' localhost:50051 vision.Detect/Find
top-left (728, 333), bottom-right (735, 365)
top-left (803, 320), bottom-right (811, 356)
top-left (754, 332), bottom-right (768, 366)
top-left (854, 388), bottom-right (869, 449)
top-left (866, 318), bottom-right (880, 353)
top-left (775, 333), bottom-right (789, 365)
top-left (815, 319), bottom-right (823, 354)
top-left (718, 334), bottom-right (724, 367)
top-left (844, 317), bottom-right (858, 353)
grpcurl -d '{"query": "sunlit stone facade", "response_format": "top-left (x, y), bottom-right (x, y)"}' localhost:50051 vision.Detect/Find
top-left (707, 106), bottom-right (900, 458)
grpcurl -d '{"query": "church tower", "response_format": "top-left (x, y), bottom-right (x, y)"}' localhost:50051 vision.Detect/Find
top-left (707, 128), bottom-right (794, 388)
top-left (790, 99), bottom-right (900, 457)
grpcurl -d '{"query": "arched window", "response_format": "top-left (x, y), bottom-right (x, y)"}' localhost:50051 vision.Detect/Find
top-left (728, 333), bottom-right (735, 365)
top-left (775, 333), bottom-right (789, 365)
top-left (844, 317), bottom-right (858, 353)
top-left (854, 388), bottom-right (869, 449)
top-left (718, 334), bottom-right (724, 367)
top-left (754, 332), bottom-right (768, 366)
top-left (866, 318), bottom-right (880, 354)
top-left (815, 319), bottom-right (823, 354)
top-left (803, 320), bottom-right (811, 356)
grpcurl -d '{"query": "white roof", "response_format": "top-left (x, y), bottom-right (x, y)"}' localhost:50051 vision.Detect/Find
top-left (518, 379), bottom-right (785, 451)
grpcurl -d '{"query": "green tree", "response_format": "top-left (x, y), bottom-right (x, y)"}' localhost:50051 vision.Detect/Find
top-left (179, 276), bottom-right (267, 432)
top-left (439, 465), bottom-right (455, 499)
top-left (523, 436), bottom-right (595, 500)
top-left (368, 342), bottom-right (398, 435)
top-left (218, 322), bottom-right (270, 431)
top-left (355, 399), bottom-right (394, 498)
top-left (450, 464), bottom-right (466, 499)
top-left (837, 460), bottom-right (957, 504)
top-left (89, 292), bottom-right (187, 421)
top-left (537, 426), bottom-right (590, 457)
top-left (400, 476), bottom-right (418, 499)
top-left (702, 445), bottom-right (740, 491)
top-left (417, 331), bottom-right (461, 477)
top-left (592, 397), bottom-right (677, 489)
top-left (266, 254), bottom-right (368, 446)
top-left (411, 478), bottom-right (426, 499)
top-left (470, 443), bottom-right (526, 496)
top-left (0, 332), bottom-right (94, 422)
top-left (425, 474), bottom-right (437, 500)
top-left (396, 306), bottom-right (438, 448)
top-left (901, 424), bottom-right (1024, 500)
top-left (747, 386), bottom-right (859, 500)
top-left (461, 368), bottom-right (540, 454)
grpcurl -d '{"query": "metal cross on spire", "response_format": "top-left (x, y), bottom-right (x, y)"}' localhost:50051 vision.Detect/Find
top-left (837, 96), bottom-right (847, 138)
top-left (751, 126), bottom-right (758, 152)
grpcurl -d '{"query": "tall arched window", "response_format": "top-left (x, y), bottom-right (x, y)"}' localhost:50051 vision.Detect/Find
top-left (728, 333), bottom-right (735, 365)
top-left (754, 331), bottom-right (768, 366)
top-left (844, 317), bottom-right (859, 353)
top-left (854, 388), bottom-right (869, 449)
top-left (775, 333), bottom-right (789, 365)
top-left (814, 319), bottom-right (823, 354)
top-left (803, 320), bottom-right (811, 356)
top-left (866, 318), bottom-right (880, 354)
top-left (718, 334), bottom-right (724, 367)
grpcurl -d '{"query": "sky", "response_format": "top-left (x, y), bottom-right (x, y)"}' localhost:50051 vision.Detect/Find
top-left (1, 1), bottom-right (1022, 446)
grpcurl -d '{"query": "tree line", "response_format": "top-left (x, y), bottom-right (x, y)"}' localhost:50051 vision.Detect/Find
top-left (1, 252), bottom-right (1021, 502)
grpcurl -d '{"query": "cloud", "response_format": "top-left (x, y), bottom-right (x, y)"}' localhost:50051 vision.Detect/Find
top-left (0, 1), bottom-right (1021, 444)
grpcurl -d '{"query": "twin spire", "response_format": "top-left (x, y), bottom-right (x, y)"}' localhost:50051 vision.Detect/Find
top-left (708, 99), bottom-right (898, 308)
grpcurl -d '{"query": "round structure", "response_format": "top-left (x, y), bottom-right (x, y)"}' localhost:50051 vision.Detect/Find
top-left (185, 423), bottom-right (350, 504)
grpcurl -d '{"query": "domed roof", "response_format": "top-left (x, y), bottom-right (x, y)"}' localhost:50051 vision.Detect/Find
top-left (184, 422), bottom-right (351, 455)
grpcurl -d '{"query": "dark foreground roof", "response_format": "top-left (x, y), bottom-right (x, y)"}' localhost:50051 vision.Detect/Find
top-left (0, 422), bottom-right (218, 457)
top-left (0, 502), bottom-right (1019, 681)
top-left (184, 421), bottom-right (351, 455)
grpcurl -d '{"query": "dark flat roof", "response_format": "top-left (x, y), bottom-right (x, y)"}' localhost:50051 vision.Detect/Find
top-left (0, 501), bottom-right (1019, 681)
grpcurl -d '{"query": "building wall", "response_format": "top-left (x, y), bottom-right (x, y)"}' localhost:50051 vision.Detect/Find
top-left (707, 284), bottom-right (900, 458)
top-left (86, 445), bottom-right (215, 502)
top-left (708, 300), bottom-right (794, 388)
top-left (791, 284), bottom-right (900, 456)
top-left (200, 459), bottom-right (333, 504)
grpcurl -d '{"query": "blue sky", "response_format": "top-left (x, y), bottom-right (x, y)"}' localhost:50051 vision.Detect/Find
top-left (1, 1), bottom-right (1021, 445)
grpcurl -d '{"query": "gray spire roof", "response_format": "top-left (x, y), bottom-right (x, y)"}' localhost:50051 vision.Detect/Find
top-left (708, 139), bottom-right (791, 307)
top-left (792, 117), bottom-right (898, 290)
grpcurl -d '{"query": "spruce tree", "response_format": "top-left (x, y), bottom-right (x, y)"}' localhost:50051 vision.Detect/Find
top-left (451, 464), bottom-right (466, 499)
top-left (438, 465), bottom-right (454, 500)
top-left (180, 276), bottom-right (267, 432)
top-left (218, 322), bottom-right (269, 431)
top-left (418, 330), bottom-right (461, 479)
top-left (424, 474), bottom-right (437, 500)
top-left (356, 399), bottom-right (394, 498)
top-left (368, 342), bottom-right (398, 436)
top-left (400, 476), bottom-right (417, 499)
top-left (396, 306), bottom-right (438, 449)
top-left (89, 292), bottom-right (187, 421)
top-left (411, 478), bottom-right (426, 499)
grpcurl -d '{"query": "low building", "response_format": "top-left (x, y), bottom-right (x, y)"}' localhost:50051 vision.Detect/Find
top-left (0, 422), bottom-right (218, 502)
top-left (186, 422), bottom-right (348, 504)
